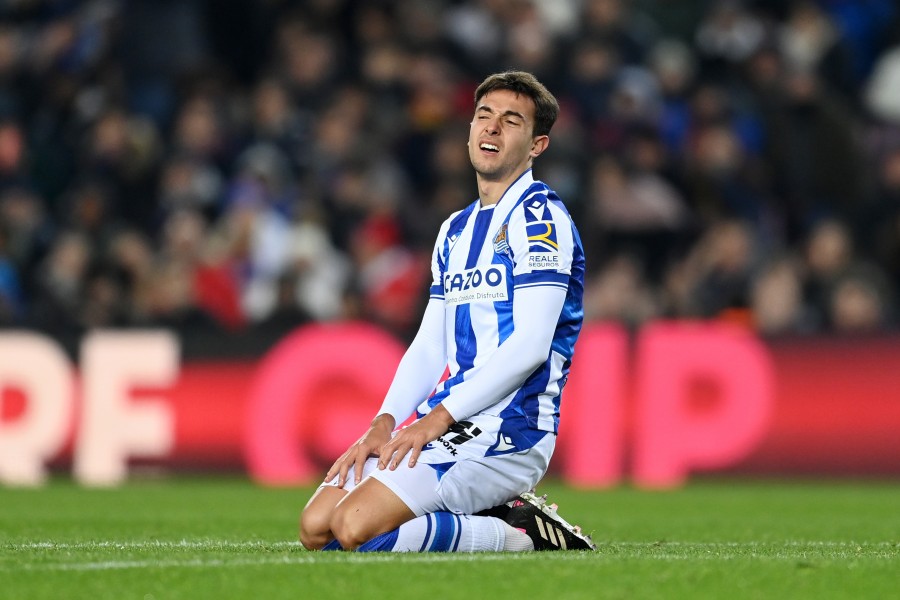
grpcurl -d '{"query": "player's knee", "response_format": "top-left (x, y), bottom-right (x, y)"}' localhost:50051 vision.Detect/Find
top-left (329, 508), bottom-right (370, 550)
top-left (299, 507), bottom-right (332, 550)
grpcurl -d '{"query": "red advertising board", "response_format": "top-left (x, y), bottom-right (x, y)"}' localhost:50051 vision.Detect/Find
top-left (2, 322), bottom-right (900, 487)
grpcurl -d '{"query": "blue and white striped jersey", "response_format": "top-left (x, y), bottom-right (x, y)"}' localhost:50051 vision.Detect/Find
top-left (421, 169), bottom-right (585, 434)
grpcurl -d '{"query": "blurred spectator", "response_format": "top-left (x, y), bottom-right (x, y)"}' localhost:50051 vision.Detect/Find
top-left (0, 119), bottom-right (28, 190)
top-left (564, 40), bottom-right (620, 135)
top-left (750, 254), bottom-right (813, 336)
top-left (160, 208), bottom-right (244, 332)
top-left (28, 230), bottom-right (92, 334)
top-left (501, 0), bottom-right (560, 85)
top-left (107, 227), bottom-right (155, 303)
top-left (156, 153), bottom-right (223, 222)
top-left (349, 214), bottom-right (429, 339)
top-left (218, 174), bottom-right (293, 324)
top-left (578, 0), bottom-right (655, 67)
top-left (682, 121), bottom-right (769, 230)
top-left (867, 147), bottom-right (900, 292)
top-left (801, 218), bottom-right (855, 327)
top-left (119, 0), bottom-right (211, 126)
top-left (78, 263), bottom-right (129, 329)
top-left (865, 44), bottom-right (900, 126)
top-left (778, 1), bottom-right (856, 103)
top-left (285, 214), bottom-right (352, 322)
top-left (764, 69), bottom-right (865, 239)
top-left (583, 152), bottom-right (690, 274)
top-left (0, 223), bottom-right (22, 324)
top-left (275, 16), bottom-right (343, 110)
top-left (666, 219), bottom-right (759, 321)
top-left (79, 108), bottom-right (162, 230)
top-left (444, 0), bottom-right (509, 74)
top-left (694, 0), bottom-right (766, 83)
top-left (583, 252), bottom-right (658, 326)
top-left (0, 187), bottom-right (53, 279)
top-left (649, 38), bottom-right (697, 154)
top-left (248, 76), bottom-right (314, 171)
top-left (827, 264), bottom-right (895, 334)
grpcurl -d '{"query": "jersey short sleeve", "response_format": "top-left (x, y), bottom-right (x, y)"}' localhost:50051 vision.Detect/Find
top-left (506, 192), bottom-right (574, 294)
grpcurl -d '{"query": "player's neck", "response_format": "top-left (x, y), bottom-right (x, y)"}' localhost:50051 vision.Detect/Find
top-left (476, 168), bottom-right (529, 207)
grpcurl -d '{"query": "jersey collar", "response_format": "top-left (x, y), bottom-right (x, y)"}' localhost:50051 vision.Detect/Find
top-left (487, 168), bottom-right (535, 215)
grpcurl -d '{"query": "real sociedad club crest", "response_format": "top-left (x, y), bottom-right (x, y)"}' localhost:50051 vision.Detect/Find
top-left (493, 223), bottom-right (510, 255)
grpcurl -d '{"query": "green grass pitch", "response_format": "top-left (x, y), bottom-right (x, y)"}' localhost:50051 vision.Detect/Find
top-left (2, 477), bottom-right (898, 599)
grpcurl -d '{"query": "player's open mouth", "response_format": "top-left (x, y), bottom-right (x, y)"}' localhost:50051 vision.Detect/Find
top-left (479, 142), bottom-right (500, 154)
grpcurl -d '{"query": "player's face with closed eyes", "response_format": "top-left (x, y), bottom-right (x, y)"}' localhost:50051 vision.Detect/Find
top-left (468, 90), bottom-right (547, 185)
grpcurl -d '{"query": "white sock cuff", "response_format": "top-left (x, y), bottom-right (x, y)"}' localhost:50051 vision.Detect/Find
top-left (501, 521), bottom-right (535, 552)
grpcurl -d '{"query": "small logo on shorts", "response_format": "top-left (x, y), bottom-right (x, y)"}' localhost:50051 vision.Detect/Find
top-left (494, 434), bottom-right (516, 452)
top-left (435, 420), bottom-right (482, 456)
top-left (445, 420), bottom-right (482, 444)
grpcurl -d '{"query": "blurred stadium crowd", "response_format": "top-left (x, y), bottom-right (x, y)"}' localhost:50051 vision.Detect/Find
top-left (1, 0), bottom-right (900, 343)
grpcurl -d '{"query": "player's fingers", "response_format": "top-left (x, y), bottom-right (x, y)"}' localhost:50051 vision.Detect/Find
top-left (408, 444), bottom-right (422, 468)
top-left (377, 439), bottom-right (396, 470)
top-left (325, 450), bottom-right (349, 482)
top-left (336, 451), bottom-right (355, 487)
top-left (352, 451), bottom-right (368, 485)
top-left (389, 443), bottom-right (411, 471)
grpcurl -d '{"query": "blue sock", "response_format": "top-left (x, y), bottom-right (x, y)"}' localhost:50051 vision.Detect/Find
top-left (321, 538), bottom-right (343, 551)
top-left (356, 528), bottom-right (401, 552)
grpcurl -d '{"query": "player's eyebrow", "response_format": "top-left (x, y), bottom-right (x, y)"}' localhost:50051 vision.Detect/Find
top-left (476, 104), bottom-right (527, 122)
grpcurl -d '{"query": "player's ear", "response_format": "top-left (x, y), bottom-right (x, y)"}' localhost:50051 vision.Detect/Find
top-left (530, 135), bottom-right (549, 159)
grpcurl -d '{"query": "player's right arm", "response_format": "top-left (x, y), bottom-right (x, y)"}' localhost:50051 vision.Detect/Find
top-left (324, 299), bottom-right (447, 486)
top-left (325, 217), bottom-right (454, 486)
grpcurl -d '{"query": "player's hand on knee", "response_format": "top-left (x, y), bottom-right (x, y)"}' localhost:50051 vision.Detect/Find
top-left (379, 406), bottom-right (454, 471)
top-left (325, 414), bottom-right (395, 486)
top-left (324, 445), bottom-right (361, 488)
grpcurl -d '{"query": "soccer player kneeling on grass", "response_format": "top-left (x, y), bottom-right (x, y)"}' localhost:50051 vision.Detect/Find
top-left (299, 71), bottom-right (594, 553)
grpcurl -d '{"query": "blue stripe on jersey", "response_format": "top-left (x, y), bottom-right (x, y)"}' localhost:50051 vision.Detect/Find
top-left (465, 208), bottom-right (494, 268)
top-left (513, 272), bottom-right (569, 286)
top-left (552, 223), bottom-right (585, 359)
top-left (453, 303), bottom-right (476, 374)
top-left (453, 208), bottom-right (495, 378)
top-left (486, 411), bottom-right (548, 457)
top-left (519, 361), bottom-right (553, 428)
top-left (494, 252), bottom-right (514, 344)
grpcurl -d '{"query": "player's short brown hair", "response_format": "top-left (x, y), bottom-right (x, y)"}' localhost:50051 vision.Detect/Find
top-left (474, 71), bottom-right (559, 137)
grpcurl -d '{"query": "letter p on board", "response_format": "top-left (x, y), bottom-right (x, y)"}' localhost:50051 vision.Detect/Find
top-left (633, 322), bottom-right (774, 487)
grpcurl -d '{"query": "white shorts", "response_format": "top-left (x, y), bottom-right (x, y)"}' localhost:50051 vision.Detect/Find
top-left (322, 413), bottom-right (555, 516)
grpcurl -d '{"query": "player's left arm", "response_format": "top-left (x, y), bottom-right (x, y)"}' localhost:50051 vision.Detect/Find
top-left (379, 286), bottom-right (565, 470)
top-left (433, 285), bottom-right (565, 422)
top-left (379, 196), bottom-right (574, 470)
